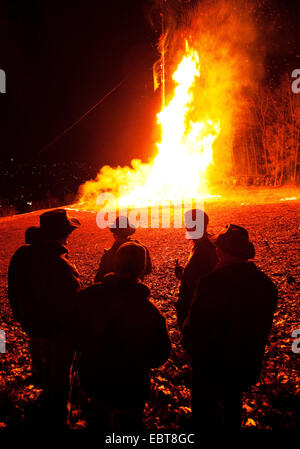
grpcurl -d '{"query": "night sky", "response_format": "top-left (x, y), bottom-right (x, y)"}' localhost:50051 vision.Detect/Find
top-left (0, 0), bottom-right (299, 168)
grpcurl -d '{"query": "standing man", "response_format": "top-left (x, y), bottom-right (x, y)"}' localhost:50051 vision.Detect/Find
top-left (182, 224), bottom-right (278, 430)
top-left (95, 215), bottom-right (152, 283)
top-left (8, 209), bottom-right (81, 427)
top-left (175, 209), bottom-right (217, 327)
top-left (75, 242), bottom-right (170, 430)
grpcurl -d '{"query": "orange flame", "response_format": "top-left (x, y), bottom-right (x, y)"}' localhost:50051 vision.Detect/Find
top-left (118, 43), bottom-right (220, 207)
top-left (78, 0), bottom-right (263, 210)
top-left (80, 43), bottom-right (220, 209)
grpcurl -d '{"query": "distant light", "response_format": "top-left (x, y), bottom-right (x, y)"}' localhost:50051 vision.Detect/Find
top-left (26, 201), bottom-right (32, 206)
top-left (279, 197), bottom-right (297, 201)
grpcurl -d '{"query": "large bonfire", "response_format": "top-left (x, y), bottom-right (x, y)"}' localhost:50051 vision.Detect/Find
top-left (78, 0), bottom-right (261, 210)
top-left (118, 43), bottom-right (220, 208)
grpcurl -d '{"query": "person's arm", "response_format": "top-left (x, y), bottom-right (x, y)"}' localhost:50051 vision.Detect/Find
top-left (94, 250), bottom-right (111, 283)
top-left (175, 286), bottom-right (194, 328)
top-left (144, 246), bottom-right (152, 275)
top-left (142, 305), bottom-right (171, 368)
top-left (72, 287), bottom-right (90, 351)
top-left (7, 252), bottom-right (21, 321)
top-left (51, 257), bottom-right (81, 329)
top-left (151, 313), bottom-right (171, 368)
top-left (182, 275), bottom-right (225, 357)
top-left (175, 250), bottom-right (204, 327)
top-left (72, 284), bottom-right (108, 353)
top-left (176, 244), bottom-right (218, 327)
top-left (175, 259), bottom-right (183, 280)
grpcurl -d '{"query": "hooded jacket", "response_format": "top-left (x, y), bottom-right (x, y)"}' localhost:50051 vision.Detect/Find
top-left (74, 273), bottom-right (171, 407)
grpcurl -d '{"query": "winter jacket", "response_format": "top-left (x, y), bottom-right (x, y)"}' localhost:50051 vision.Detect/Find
top-left (182, 262), bottom-right (278, 389)
top-left (74, 273), bottom-right (171, 407)
top-left (176, 235), bottom-right (217, 326)
top-left (8, 242), bottom-right (81, 337)
top-left (94, 238), bottom-right (152, 283)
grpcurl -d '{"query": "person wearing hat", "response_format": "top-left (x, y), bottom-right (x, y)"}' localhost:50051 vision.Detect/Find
top-left (182, 224), bottom-right (278, 430)
top-left (94, 215), bottom-right (152, 283)
top-left (175, 209), bottom-right (218, 327)
top-left (74, 241), bottom-right (171, 430)
top-left (8, 209), bottom-right (81, 427)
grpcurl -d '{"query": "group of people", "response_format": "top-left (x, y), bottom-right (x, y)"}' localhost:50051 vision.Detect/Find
top-left (7, 208), bottom-right (278, 430)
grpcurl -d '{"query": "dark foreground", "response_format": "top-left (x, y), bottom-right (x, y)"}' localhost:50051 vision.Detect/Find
top-left (0, 200), bottom-right (299, 430)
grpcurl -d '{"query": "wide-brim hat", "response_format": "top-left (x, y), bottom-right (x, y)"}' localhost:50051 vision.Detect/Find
top-left (109, 216), bottom-right (136, 238)
top-left (39, 209), bottom-right (80, 239)
top-left (212, 224), bottom-right (255, 259)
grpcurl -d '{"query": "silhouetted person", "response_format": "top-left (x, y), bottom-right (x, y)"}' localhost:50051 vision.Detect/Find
top-left (175, 209), bottom-right (217, 327)
top-left (182, 224), bottom-right (278, 430)
top-left (74, 242), bottom-right (171, 430)
top-left (94, 216), bottom-right (152, 283)
top-left (8, 209), bottom-right (81, 427)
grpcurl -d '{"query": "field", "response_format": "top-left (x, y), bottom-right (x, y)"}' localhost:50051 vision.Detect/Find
top-left (0, 199), bottom-right (299, 430)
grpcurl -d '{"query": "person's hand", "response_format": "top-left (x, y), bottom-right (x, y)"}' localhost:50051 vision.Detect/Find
top-left (175, 259), bottom-right (183, 280)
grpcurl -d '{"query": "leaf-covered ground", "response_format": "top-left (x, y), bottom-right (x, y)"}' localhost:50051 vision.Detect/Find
top-left (0, 200), bottom-right (299, 431)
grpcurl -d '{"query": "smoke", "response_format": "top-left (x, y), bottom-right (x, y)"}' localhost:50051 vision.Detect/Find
top-left (163, 0), bottom-right (266, 183)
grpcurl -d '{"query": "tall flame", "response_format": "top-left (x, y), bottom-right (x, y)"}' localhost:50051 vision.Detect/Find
top-left (78, 0), bottom-right (263, 210)
top-left (118, 44), bottom-right (220, 207)
top-left (80, 44), bottom-right (220, 209)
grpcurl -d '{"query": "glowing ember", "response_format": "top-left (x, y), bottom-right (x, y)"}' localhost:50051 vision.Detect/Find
top-left (118, 44), bottom-right (220, 207)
